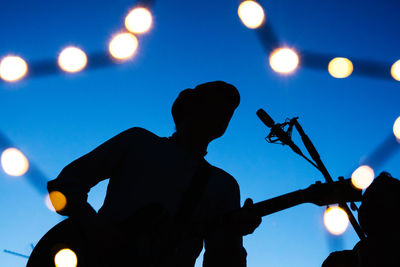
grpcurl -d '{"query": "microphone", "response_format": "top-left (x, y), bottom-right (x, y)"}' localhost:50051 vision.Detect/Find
top-left (256, 109), bottom-right (303, 156)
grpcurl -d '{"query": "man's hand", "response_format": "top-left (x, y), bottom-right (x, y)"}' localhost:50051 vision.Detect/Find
top-left (240, 198), bottom-right (262, 235)
top-left (229, 198), bottom-right (262, 236)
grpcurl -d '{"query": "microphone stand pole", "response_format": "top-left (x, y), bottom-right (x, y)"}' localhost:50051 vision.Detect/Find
top-left (291, 118), bottom-right (366, 240)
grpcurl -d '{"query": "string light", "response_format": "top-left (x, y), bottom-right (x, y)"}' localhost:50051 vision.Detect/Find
top-left (0, 55), bottom-right (28, 82)
top-left (238, 0), bottom-right (265, 29)
top-left (328, 57), bottom-right (353, 78)
top-left (393, 116), bottom-right (400, 141)
top-left (351, 165), bottom-right (375, 190)
top-left (1, 148), bottom-right (29, 176)
top-left (109, 32), bottom-right (138, 60)
top-left (391, 59), bottom-right (400, 81)
top-left (0, 3), bottom-right (395, 83)
top-left (58, 46), bottom-right (87, 73)
top-left (54, 248), bottom-right (77, 267)
top-left (45, 191), bottom-right (67, 212)
top-left (269, 48), bottom-right (299, 74)
top-left (324, 206), bottom-right (349, 235)
top-left (125, 7), bottom-right (153, 34)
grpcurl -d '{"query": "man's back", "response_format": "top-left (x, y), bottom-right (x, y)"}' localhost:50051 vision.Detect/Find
top-left (48, 127), bottom-right (246, 266)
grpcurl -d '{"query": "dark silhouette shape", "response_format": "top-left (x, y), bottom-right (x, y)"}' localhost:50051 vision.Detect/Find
top-left (322, 172), bottom-right (400, 267)
top-left (322, 250), bottom-right (357, 267)
top-left (27, 81), bottom-right (363, 266)
top-left (3, 249), bottom-right (30, 259)
top-left (28, 169), bottom-right (362, 266)
top-left (28, 81), bottom-right (262, 267)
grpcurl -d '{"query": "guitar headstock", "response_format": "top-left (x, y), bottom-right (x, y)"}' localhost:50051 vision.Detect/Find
top-left (303, 178), bottom-right (362, 206)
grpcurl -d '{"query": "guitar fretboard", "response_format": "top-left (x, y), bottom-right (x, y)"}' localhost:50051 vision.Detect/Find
top-left (253, 189), bottom-right (305, 217)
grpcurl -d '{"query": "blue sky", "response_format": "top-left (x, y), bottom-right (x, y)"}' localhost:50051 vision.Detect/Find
top-left (1, 0), bottom-right (399, 266)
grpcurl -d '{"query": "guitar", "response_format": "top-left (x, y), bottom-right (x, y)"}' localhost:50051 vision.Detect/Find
top-left (27, 178), bottom-right (362, 267)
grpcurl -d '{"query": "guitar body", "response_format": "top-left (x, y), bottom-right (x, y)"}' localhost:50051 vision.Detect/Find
top-left (28, 204), bottom-right (172, 267)
top-left (27, 219), bottom-right (91, 267)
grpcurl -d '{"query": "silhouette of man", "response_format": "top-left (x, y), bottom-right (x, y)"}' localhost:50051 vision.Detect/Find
top-left (47, 81), bottom-right (261, 267)
top-left (322, 172), bottom-right (400, 267)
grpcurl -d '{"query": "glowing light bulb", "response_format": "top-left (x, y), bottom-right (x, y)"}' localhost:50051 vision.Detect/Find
top-left (351, 165), bottom-right (374, 190)
top-left (58, 46), bottom-right (87, 73)
top-left (269, 48), bottom-right (299, 74)
top-left (125, 7), bottom-right (153, 34)
top-left (109, 32), bottom-right (138, 60)
top-left (324, 206), bottom-right (349, 235)
top-left (391, 60), bottom-right (400, 81)
top-left (0, 55), bottom-right (28, 82)
top-left (328, 57), bottom-right (353, 78)
top-left (393, 116), bottom-right (400, 140)
top-left (45, 191), bottom-right (67, 212)
top-left (238, 1), bottom-right (265, 29)
top-left (54, 248), bottom-right (77, 267)
top-left (1, 148), bottom-right (29, 176)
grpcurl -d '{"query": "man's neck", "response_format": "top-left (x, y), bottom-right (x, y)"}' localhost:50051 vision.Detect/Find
top-left (169, 132), bottom-right (208, 159)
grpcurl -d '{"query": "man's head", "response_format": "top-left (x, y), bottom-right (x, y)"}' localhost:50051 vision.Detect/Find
top-left (171, 81), bottom-right (240, 142)
top-left (358, 172), bottom-right (400, 236)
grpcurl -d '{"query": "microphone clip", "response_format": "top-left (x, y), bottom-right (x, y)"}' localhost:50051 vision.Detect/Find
top-left (265, 117), bottom-right (298, 145)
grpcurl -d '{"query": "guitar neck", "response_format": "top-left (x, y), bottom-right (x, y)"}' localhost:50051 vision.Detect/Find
top-left (253, 189), bottom-right (306, 217)
top-left (201, 179), bottom-right (361, 236)
top-left (202, 189), bottom-right (306, 236)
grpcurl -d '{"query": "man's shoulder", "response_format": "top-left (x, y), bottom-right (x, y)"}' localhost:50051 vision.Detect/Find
top-left (122, 126), bottom-right (157, 136)
top-left (118, 127), bottom-right (161, 141)
top-left (108, 127), bottom-right (163, 150)
top-left (207, 164), bottom-right (240, 193)
top-left (205, 164), bottom-right (241, 211)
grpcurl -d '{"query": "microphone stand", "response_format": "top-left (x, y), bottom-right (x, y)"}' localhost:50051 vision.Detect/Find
top-left (290, 118), bottom-right (366, 240)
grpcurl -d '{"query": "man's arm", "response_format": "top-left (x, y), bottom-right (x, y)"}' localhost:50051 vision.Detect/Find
top-left (203, 229), bottom-right (247, 267)
top-left (202, 174), bottom-right (247, 267)
top-left (202, 170), bottom-right (262, 267)
top-left (47, 127), bottom-right (139, 218)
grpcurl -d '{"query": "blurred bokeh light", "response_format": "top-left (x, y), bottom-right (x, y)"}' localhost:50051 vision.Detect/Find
top-left (125, 7), bottom-right (153, 34)
top-left (54, 248), bottom-right (77, 267)
top-left (324, 206), bottom-right (349, 235)
top-left (238, 0), bottom-right (265, 29)
top-left (269, 48), bottom-right (299, 74)
top-left (0, 55), bottom-right (28, 82)
top-left (58, 46), bottom-right (87, 73)
top-left (45, 191), bottom-right (67, 212)
top-left (391, 59), bottom-right (400, 81)
top-left (351, 165), bottom-right (375, 190)
top-left (393, 116), bottom-right (400, 141)
top-left (109, 32), bottom-right (138, 60)
top-left (1, 148), bottom-right (29, 176)
top-left (328, 57), bottom-right (353, 78)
